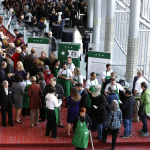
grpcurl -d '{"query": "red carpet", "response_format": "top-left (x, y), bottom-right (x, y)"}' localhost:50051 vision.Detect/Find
top-left (0, 102), bottom-right (150, 149)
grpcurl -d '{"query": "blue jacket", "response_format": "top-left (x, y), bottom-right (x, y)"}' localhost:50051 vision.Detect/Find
top-left (106, 92), bottom-right (119, 106)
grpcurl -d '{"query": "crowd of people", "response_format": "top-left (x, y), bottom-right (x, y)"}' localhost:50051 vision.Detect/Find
top-left (3, 0), bottom-right (88, 30)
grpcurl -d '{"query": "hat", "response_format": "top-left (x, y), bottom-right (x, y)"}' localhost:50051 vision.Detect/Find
top-left (79, 107), bottom-right (86, 113)
top-left (44, 65), bottom-right (49, 71)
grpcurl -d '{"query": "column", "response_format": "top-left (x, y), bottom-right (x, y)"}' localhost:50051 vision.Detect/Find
top-left (93, 0), bottom-right (102, 43)
top-left (104, 0), bottom-right (115, 53)
top-left (126, 0), bottom-right (141, 81)
top-left (87, 0), bottom-right (93, 28)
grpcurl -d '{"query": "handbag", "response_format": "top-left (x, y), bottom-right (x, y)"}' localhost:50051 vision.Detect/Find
top-left (138, 104), bottom-right (145, 118)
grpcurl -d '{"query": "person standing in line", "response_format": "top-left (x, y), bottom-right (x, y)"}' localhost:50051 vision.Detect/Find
top-left (133, 71), bottom-right (146, 122)
top-left (138, 82), bottom-right (150, 137)
top-left (85, 72), bottom-right (98, 116)
top-left (45, 86), bottom-right (62, 139)
top-left (102, 100), bottom-right (122, 150)
top-left (120, 90), bottom-right (135, 138)
top-left (82, 30), bottom-right (90, 55)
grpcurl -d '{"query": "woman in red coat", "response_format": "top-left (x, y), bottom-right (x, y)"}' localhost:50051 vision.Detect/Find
top-left (27, 76), bottom-right (42, 127)
top-left (11, 47), bottom-right (21, 69)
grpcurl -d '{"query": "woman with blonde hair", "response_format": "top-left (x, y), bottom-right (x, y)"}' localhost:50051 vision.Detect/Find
top-left (71, 67), bottom-right (83, 87)
top-left (27, 76), bottom-right (42, 127)
top-left (67, 87), bottom-right (81, 136)
top-left (51, 8), bottom-right (57, 25)
top-left (15, 61), bottom-right (26, 78)
top-left (11, 47), bottom-right (21, 69)
top-left (50, 52), bottom-right (57, 63)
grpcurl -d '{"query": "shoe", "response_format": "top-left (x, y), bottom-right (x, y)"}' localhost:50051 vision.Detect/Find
top-left (52, 137), bottom-right (60, 139)
top-left (30, 124), bottom-right (34, 127)
top-left (129, 134), bottom-right (132, 137)
top-left (141, 132), bottom-right (149, 137)
top-left (34, 123), bottom-right (38, 126)
top-left (45, 133), bottom-right (49, 136)
top-left (132, 119), bottom-right (139, 122)
top-left (2, 124), bottom-right (7, 127)
top-left (138, 130), bottom-right (144, 133)
top-left (57, 124), bottom-right (65, 128)
top-left (19, 119), bottom-right (22, 121)
top-left (96, 137), bottom-right (100, 140)
top-left (15, 120), bottom-right (21, 124)
top-left (120, 135), bottom-right (129, 138)
top-left (100, 139), bottom-right (106, 143)
top-left (39, 119), bottom-right (46, 122)
top-left (9, 124), bottom-right (14, 126)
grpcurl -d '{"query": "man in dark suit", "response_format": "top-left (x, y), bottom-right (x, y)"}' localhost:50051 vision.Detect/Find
top-left (0, 80), bottom-right (14, 127)
top-left (70, 5), bottom-right (77, 28)
top-left (5, 53), bottom-right (14, 74)
top-left (24, 48), bottom-right (37, 72)
top-left (48, 31), bottom-right (57, 54)
top-left (76, 83), bottom-right (88, 108)
top-left (0, 61), bottom-right (12, 88)
top-left (19, 46), bottom-right (28, 64)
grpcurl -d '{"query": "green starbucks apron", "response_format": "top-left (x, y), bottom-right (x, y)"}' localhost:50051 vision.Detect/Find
top-left (53, 67), bottom-right (61, 84)
top-left (61, 69), bottom-right (71, 97)
top-left (114, 84), bottom-right (120, 107)
top-left (72, 120), bottom-right (89, 149)
top-left (101, 71), bottom-right (111, 95)
top-left (87, 79), bottom-right (96, 108)
top-left (54, 107), bottom-right (58, 124)
top-left (71, 75), bottom-right (79, 89)
top-left (23, 81), bottom-right (31, 108)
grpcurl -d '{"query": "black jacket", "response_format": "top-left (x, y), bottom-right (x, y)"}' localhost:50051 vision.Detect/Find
top-left (73, 114), bottom-right (92, 133)
top-left (43, 83), bottom-right (64, 99)
top-left (0, 87), bottom-right (13, 107)
top-left (79, 89), bottom-right (88, 108)
top-left (19, 52), bottom-right (25, 64)
top-left (50, 36), bottom-right (57, 52)
top-left (132, 76), bottom-right (138, 94)
top-left (95, 101), bottom-right (111, 123)
top-left (120, 96), bottom-right (135, 119)
top-left (0, 68), bottom-right (9, 88)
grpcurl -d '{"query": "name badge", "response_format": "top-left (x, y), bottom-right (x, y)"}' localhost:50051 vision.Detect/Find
top-left (9, 92), bottom-right (11, 93)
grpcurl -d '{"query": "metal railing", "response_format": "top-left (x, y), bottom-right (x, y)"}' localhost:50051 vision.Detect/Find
top-left (141, 0), bottom-right (150, 22)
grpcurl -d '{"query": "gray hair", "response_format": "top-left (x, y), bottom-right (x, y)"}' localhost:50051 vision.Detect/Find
top-left (111, 100), bottom-right (119, 111)
top-left (109, 85), bottom-right (115, 93)
top-left (95, 84), bottom-right (101, 92)
top-left (2, 80), bottom-right (9, 86)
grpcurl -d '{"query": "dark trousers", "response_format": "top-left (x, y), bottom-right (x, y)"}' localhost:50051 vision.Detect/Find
top-left (76, 148), bottom-right (85, 150)
top-left (40, 96), bottom-right (46, 120)
top-left (46, 109), bottom-right (57, 138)
top-left (83, 42), bottom-right (88, 55)
top-left (22, 108), bottom-right (30, 117)
top-left (1, 104), bottom-right (13, 126)
top-left (103, 128), bottom-right (119, 149)
top-left (141, 113), bottom-right (148, 133)
top-left (71, 18), bottom-right (76, 28)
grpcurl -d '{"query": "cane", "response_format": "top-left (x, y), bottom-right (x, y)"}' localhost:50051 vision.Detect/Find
top-left (89, 130), bottom-right (94, 150)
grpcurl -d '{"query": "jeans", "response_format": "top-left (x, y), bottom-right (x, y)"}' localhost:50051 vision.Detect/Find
top-left (103, 128), bottom-right (119, 149)
top-left (141, 113), bottom-right (148, 133)
top-left (97, 122), bottom-right (106, 139)
top-left (123, 118), bottom-right (132, 136)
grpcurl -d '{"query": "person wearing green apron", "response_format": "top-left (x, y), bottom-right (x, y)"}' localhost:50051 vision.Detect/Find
top-left (101, 64), bottom-right (112, 95)
top-left (72, 107), bottom-right (92, 150)
top-left (58, 62), bottom-right (72, 99)
top-left (45, 86), bottom-right (62, 138)
top-left (85, 72), bottom-right (98, 116)
top-left (71, 67), bottom-right (83, 88)
top-left (53, 59), bottom-right (61, 84)
top-left (67, 57), bottom-right (75, 74)
top-left (22, 73), bottom-right (32, 117)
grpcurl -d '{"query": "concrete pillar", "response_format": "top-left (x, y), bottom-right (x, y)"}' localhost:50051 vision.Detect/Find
top-left (87, 0), bottom-right (94, 28)
top-left (93, 0), bottom-right (102, 44)
top-left (104, 0), bottom-right (116, 53)
top-left (126, 0), bottom-right (141, 81)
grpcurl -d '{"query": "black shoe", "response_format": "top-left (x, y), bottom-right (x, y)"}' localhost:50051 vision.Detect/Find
top-left (96, 137), bottom-right (100, 140)
top-left (45, 133), bottom-right (49, 136)
top-left (15, 120), bottom-right (21, 124)
top-left (100, 139), bottom-right (106, 143)
top-left (39, 119), bottom-right (46, 122)
top-left (2, 124), bottom-right (7, 127)
top-left (9, 124), bottom-right (14, 126)
top-left (57, 124), bottom-right (65, 128)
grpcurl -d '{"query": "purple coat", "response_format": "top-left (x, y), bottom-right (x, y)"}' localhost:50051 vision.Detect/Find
top-left (15, 69), bottom-right (26, 78)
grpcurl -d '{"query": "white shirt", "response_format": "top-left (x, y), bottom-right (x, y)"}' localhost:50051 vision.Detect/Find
top-left (85, 79), bottom-right (98, 89)
top-left (102, 70), bottom-right (113, 80)
top-left (23, 80), bottom-right (32, 89)
top-left (58, 69), bottom-right (72, 78)
top-left (135, 77), bottom-right (146, 94)
top-left (45, 93), bottom-right (62, 110)
top-left (105, 83), bottom-right (124, 93)
top-left (68, 63), bottom-right (75, 72)
top-left (4, 88), bottom-right (8, 95)
top-left (72, 75), bottom-right (83, 86)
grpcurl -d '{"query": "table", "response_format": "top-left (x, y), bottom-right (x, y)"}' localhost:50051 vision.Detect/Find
top-left (52, 24), bottom-right (62, 39)
top-left (62, 31), bottom-right (73, 42)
